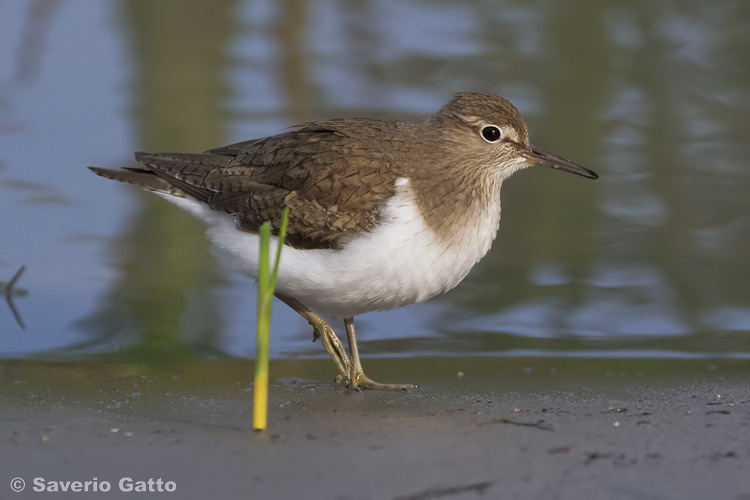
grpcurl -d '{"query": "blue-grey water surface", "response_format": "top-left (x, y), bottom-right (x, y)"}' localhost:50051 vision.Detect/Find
top-left (1, 0), bottom-right (749, 366)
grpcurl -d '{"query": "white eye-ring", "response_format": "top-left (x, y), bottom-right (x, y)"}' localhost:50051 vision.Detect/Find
top-left (480, 125), bottom-right (502, 143)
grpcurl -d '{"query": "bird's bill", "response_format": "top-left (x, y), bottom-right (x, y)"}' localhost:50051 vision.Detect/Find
top-left (523, 145), bottom-right (599, 180)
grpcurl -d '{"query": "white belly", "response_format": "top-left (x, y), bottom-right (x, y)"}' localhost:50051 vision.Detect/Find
top-left (160, 179), bottom-right (501, 319)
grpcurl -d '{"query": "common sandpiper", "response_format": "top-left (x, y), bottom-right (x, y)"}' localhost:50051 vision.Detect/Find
top-left (90, 91), bottom-right (599, 390)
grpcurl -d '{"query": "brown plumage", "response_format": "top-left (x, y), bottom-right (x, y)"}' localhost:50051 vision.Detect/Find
top-left (88, 92), bottom-right (536, 251)
top-left (90, 119), bottom-right (418, 250)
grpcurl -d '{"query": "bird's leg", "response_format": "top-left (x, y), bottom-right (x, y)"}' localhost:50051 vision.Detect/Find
top-left (344, 317), bottom-right (417, 391)
top-left (275, 294), bottom-right (351, 383)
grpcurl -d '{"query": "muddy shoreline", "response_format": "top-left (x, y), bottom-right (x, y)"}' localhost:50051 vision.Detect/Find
top-left (2, 358), bottom-right (748, 499)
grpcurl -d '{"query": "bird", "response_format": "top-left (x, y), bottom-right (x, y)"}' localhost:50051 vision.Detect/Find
top-left (90, 91), bottom-right (598, 390)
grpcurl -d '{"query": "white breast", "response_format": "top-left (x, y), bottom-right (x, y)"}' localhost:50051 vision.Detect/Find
top-left (159, 178), bottom-right (502, 319)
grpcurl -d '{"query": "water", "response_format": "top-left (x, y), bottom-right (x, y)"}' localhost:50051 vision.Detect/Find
top-left (1, 0), bottom-right (749, 365)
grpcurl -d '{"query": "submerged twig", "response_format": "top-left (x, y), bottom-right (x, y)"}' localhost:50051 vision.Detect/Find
top-left (3, 265), bottom-right (28, 329)
top-left (6, 265), bottom-right (26, 292)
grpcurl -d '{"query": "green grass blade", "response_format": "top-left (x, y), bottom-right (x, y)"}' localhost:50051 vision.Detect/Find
top-left (269, 207), bottom-right (289, 293)
top-left (253, 221), bottom-right (271, 430)
top-left (253, 208), bottom-right (289, 431)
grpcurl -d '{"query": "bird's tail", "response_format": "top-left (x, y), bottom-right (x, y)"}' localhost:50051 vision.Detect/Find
top-left (88, 166), bottom-right (187, 198)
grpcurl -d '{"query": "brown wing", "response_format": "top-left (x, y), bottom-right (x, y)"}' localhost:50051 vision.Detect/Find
top-left (103, 121), bottom-right (406, 249)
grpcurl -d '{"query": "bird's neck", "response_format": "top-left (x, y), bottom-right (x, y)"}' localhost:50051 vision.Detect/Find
top-left (409, 166), bottom-right (504, 251)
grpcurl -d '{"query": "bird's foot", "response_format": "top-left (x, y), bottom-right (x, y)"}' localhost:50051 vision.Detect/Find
top-left (345, 369), bottom-right (417, 391)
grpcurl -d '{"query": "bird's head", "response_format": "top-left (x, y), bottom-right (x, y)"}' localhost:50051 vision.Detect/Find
top-left (424, 91), bottom-right (599, 182)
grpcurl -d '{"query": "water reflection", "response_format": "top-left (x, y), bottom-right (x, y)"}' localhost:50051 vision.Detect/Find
top-left (0, 0), bottom-right (748, 363)
top-left (72, 0), bottom-right (237, 363)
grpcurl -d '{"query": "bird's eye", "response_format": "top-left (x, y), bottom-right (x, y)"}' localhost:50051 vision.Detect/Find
top-left (481, 125), bottom-right (502, 143)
